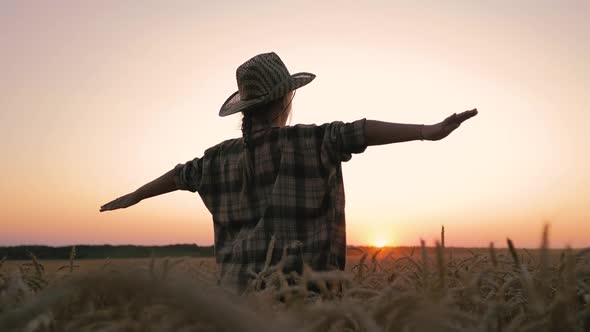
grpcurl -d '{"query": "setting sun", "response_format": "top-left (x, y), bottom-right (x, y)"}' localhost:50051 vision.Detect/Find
top-left (374, 238), bottom-right (388, 248)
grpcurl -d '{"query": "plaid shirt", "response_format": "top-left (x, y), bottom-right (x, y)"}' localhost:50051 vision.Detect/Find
top-left (173, 119), bottom-right (367, 292)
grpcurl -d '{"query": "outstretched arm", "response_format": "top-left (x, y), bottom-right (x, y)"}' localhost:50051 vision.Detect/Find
top-left (365, 109), bottom-right (478, 145)
top-left (99, 168), bottom-right (179, 212)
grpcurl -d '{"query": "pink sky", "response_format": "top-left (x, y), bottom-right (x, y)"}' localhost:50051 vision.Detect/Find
top-left (1, 0), bottom-right (589, 248)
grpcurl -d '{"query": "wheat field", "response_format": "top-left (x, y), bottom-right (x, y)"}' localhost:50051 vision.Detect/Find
top-left (1, 226), bottom-right (589, 332)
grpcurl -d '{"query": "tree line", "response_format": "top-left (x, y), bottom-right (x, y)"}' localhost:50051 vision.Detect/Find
top-left (0, 244), bottom-right (215, 260)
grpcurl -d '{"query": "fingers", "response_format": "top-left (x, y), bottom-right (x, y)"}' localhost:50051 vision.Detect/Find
top-left (100, 193), bottom-right (139, 212)
top-left (100, 201), bottom-right (114, 212)
top-left (456, 108), bottom-right (478, 124)
top-left (443, 108), bottom-right (477, 127)
top-left (100, 197), bottom-right (121, 212)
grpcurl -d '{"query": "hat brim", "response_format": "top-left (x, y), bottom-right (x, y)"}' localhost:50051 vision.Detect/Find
top-left (219, 72), bottom-right (315, 117)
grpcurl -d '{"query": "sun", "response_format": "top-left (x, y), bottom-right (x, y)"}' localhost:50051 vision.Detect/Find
top-left (374, 238), bottom-right (388, 248)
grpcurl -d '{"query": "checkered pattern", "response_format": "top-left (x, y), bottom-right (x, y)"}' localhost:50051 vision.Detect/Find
top-left (174, 119), bottom-right (367, 293)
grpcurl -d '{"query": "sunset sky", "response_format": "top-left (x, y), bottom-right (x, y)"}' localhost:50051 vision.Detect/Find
top-left (1, 1), bottom-right (589, 248)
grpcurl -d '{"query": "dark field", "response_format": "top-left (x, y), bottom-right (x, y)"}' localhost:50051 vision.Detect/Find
top-left (1, 236), bottom-right (589, 331)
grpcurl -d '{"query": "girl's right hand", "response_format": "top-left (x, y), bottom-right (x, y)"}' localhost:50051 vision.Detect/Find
top-left (422, 108), bottom-right (478, 141)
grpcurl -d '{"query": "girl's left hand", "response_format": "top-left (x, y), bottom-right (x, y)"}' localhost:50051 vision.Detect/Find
top-left (100, 192), bottom-right (141, 212)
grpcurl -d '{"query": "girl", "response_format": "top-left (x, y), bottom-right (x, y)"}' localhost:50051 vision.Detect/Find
top-left (100, 52), bottom-right (478, 293)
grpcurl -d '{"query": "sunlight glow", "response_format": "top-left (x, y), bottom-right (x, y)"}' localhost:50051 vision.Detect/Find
top-left (374, 238), bottom-right (388, 248)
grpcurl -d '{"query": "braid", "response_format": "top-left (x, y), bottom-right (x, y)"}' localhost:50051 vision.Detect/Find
top-left (241, 111), bottom-right (253, 150)
top-left (240, 111), bottom-right (255, 188)
top-left (239, 93), bottom-right (292, 194)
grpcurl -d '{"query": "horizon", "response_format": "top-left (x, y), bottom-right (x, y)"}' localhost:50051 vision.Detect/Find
top-left (1, 225), bottom-right (580, 250)
top-left (1, 0), bottom-right (589, 248)
top-left (1, 242), bottom-right (580, 250)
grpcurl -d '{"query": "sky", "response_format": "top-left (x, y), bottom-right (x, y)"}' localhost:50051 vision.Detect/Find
top-left (1, 0), bottom-right (589, 248)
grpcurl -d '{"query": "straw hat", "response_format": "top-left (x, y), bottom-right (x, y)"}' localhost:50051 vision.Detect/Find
top-left (219, 52), bottom-right (315, 117)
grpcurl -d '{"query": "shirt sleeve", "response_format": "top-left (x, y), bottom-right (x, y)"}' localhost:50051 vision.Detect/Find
top-left (173, 157), bottom-right (202, 193)
top-left (321, 118), bottom-right (368, 163)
